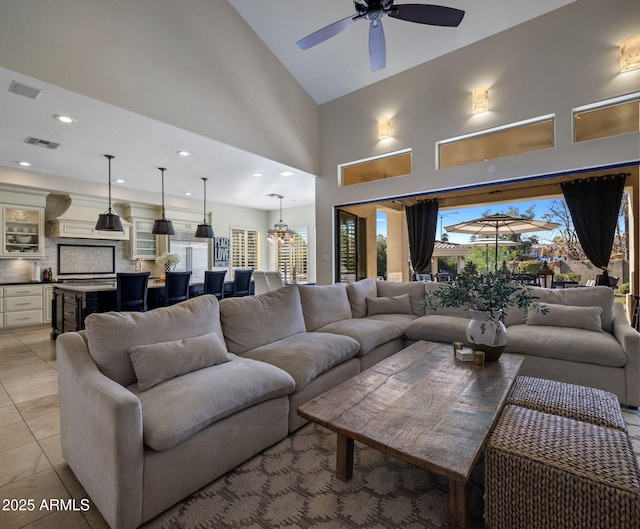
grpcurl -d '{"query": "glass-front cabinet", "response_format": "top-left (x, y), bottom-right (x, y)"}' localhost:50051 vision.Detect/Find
top-left (131, 219), bottom-right (157, 260)
top-left (2, 205), bottom-right (45, 258)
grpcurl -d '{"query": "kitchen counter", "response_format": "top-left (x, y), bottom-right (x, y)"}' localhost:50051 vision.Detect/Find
top-left (51, 280), bottom-right (253, 338)
top-left (0, 280), bottom-right (59, 286)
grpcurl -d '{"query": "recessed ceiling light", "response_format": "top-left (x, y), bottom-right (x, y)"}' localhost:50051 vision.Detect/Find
top-left (252, 172), bottom-right (263, 177)
top-left (279, 171), bottom-right (294, 177)
top-left (184, 192), bottom-right (192, 196)
top-left (17, 161), bottom-right (32, 167)
top-left (54, 115), bottom-right (75, 124)
top-left (115, 179), bottom-right (126, 184)
top-left (177, 150), bottom-right (191, 157)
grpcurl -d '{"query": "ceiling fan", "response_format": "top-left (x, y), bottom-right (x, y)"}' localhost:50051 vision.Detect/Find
top-left (296, 0), bottom-right (465, 71)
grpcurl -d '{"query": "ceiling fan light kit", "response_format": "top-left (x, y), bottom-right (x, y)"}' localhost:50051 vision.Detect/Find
top-left (296, 1), bottom-right (465, 71)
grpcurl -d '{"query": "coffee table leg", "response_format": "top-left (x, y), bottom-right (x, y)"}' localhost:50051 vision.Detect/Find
top-left (449, 477), bottom-right (470, 529)
top-left (336, 433), bottom-right (354, 481)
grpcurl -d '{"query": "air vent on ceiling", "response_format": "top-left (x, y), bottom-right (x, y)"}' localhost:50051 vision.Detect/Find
top-left (24, 136), bottom-right (60, 150)
top-left (9, 81), bottom-right (42, 100)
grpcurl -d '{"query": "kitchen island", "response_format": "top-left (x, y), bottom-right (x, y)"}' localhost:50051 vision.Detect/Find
top-left (51, 279), bottom-right (252, 339)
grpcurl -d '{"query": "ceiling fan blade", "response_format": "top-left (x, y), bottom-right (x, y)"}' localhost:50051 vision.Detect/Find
top-left (369, 20), bottom-right (386, 71)
top-left (389, 4), bottom-right (465, 27)
top-left (296, 15), bottom-right (359, 50)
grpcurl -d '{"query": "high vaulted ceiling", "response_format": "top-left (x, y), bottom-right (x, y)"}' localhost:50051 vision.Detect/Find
top-left (0, 1), bottom-right (575, 210)
top-left (229, 0), bottom-right (575, 104)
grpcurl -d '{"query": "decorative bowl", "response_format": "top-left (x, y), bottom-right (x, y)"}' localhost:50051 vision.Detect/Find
top-left (15, 235), bottom-right (32, 244)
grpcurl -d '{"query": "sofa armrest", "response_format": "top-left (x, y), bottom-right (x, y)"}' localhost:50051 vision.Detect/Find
top-left (57, 332), bottom-right (144, 529)
top-left (612, 303), bottom-right (640, 407)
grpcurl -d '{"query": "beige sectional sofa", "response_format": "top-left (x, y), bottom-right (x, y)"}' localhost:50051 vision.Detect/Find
top-left (56, 278), bottom-right (640, 529)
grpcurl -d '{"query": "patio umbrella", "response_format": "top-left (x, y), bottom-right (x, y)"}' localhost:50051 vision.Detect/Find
top-left (445, 214), bottom-right (559, 272)
top-left (464, 237), bottom-right (519, 273)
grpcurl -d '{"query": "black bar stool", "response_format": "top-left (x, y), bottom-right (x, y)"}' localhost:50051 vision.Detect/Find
top-left (164, 271), bottom-right (192, 306)
top-left (203, 270), bottom-right (227, 300)
top-left (232, 269), bottom-right (253, 297)
top-left (116, 272), bottom-right (150, 312)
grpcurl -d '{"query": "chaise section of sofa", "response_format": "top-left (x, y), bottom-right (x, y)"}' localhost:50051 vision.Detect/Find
top-left (505, 286), bottom-right (640, 407)
top-left (57, 295), bottom-right (295, 529)
top-left (219, 285), bottom-right (362, 431)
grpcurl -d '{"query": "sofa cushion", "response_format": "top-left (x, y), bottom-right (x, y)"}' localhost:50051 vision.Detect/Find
top-left (346, 278), bottom-right (377, 318)
top-left (297, 284), bottom-right (352, 331)
top-left (526, 303), bottom-right (603, 333)
top-left (529, 286), bottom-right (614, 333)
top-left (405, 314), bottom-right (470, 344)
top-left (240, 332), bottom-right (360, 391)
top-left (364, 313), bottom-right (420, 327)
top-left (367, 293), bottom-right (412, 316)
top-left (128, 355), bottom-right (295, 451)
top-left (505, 325), bottom-right (627, 367)
top-left (85, 295), bottom-right (224, 387)
top-left (129, 332), bottom-right (231, 391)
top-left (220, 285), bottom-right (306, 354)
top-left (376, 281), bottom-right (426, 316)
top-left (315, 318), bottom-right (405, 356)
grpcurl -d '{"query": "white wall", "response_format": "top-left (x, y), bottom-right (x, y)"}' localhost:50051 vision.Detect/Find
top-left (0, 0), bottom-right (319, 175)
top-left (315, 0), bottom-right (640, 284)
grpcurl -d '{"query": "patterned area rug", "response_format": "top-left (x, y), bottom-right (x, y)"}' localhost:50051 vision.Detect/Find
top-left (143, 423), bottom-right (485, 529)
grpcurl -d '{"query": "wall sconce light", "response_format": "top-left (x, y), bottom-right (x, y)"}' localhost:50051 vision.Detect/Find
top-left (472, 86), bottom-right (489, 114)
top-left (378, 117), bottom-right (392, 140)
top-left (620, 34), bottom-right (640, 73)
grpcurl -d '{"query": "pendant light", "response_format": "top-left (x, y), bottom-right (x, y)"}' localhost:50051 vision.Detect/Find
top-left (152, 167), bottom-right (175, 235)
top-left (195, 177), bottom-right (214, 238)
top-left (95, 154), bottom-right (123, 231)
top-left (267, 194), bottom-right (296, 244)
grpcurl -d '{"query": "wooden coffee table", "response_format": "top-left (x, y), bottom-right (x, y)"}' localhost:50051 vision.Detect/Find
top-left (297, 340), bottom-right (523, 529)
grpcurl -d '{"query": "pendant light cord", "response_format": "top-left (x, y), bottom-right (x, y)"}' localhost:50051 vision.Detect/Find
top-left (105, 154), bottom-right (114, 213)
top-left (202, 177), bottom-right (208, 222)
top-left (159, 167), bottom-right (167, 219)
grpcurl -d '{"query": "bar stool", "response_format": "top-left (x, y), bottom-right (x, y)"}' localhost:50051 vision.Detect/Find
top-left (232, 269), bottom-right (253, 297)
top-left (116, 272), bottom-right (150, 312)
top-left (203, 270), bottom-right (227, 300)
top-left (164, 271), bottom-right (192, 306)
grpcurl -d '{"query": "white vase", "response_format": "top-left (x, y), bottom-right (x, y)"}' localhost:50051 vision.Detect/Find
top-left (466, 310), bottom-right (508, 362)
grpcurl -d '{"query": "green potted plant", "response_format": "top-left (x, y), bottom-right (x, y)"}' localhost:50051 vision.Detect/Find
top-left (425, 262), bottom-right (546, 361)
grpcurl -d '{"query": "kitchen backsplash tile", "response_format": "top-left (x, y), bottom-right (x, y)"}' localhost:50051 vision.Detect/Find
top-left (0, 237), bottom-right (156, 283)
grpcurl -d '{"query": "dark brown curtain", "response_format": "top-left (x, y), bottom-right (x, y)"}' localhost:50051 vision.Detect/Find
top-left (560, 173), bottom-right (627, 284)
top-left (405, 200), bottom-right (438, 274)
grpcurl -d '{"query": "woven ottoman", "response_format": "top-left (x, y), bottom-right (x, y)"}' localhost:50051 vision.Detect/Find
top-left (485, 405), bottom-right (640, 529)
top-left (506, 375), bottom-right (627, 432)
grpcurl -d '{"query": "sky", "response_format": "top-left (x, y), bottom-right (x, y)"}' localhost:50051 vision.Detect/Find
top-left (376, 198), bottom-right (571, 245)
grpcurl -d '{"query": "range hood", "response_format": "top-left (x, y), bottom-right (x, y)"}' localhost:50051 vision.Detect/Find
top-left (45, 194), bottom-right (131, 240)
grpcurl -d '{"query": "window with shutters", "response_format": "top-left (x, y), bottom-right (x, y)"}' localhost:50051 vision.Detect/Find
top-left (276, 226), bottom-right (309, 283)
top-left (231, 228), bottom-right (260, 274)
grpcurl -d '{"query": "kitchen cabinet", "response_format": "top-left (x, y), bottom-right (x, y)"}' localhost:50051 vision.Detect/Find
top-left (52, 287), bottom-right (114, 338)
top-left (2, 205), bottom-right (45, 258)
top-left (3, 284), bottom-right (43, 327)
top-left (43, 285), bottom-right (53, 323)
top-left (51, 220), bottom-right (130, 240)
top-left (130, 219), bottom-right (157, 260)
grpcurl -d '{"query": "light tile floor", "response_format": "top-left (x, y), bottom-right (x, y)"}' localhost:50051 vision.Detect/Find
top-left (0, 328), bottom-right (108, 529)
top-left (0, 327), bottom-right (639, 529)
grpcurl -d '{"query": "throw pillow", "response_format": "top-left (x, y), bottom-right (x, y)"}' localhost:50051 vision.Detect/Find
top-left (129, 332), bottom-right (231, 391)
top-left (366, 293), bottom-right (412, 316)
top-left (526, 303), bottom-right (603, 333)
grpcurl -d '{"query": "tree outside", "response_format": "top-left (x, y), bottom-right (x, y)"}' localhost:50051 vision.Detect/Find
top-left (377, 234), bottom-right (387, 279)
